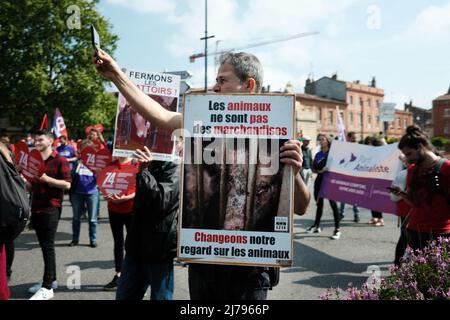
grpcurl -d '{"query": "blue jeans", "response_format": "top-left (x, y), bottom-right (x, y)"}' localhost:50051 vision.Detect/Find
top-left (116, 255), bottom-right (174, 300)
top-left (70, 192), bottom-right (99, 242)
top-left (339, 202), bottom-right (359, 217)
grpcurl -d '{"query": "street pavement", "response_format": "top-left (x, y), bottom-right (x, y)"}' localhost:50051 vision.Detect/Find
top-left (9, 183), bottom-right (400, 300)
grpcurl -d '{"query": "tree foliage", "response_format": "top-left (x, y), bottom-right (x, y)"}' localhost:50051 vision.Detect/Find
top-left (0, 0), bottom-right (118, 136)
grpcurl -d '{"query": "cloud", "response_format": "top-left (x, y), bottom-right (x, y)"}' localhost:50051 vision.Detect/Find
top-left (407, 3), bottom-right (450, 44)
top-left (105, 0), bottom-right (176, 14)
top-left (162, 0), bottom-right (357, 88)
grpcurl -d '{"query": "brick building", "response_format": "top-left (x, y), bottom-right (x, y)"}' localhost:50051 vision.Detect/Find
top-left (404, 100), bottom-right (433, 138)
top-left (305, 74), bottom-right (385, 141)
top-left (295, 94), bottom-right (347, 141)
top-left (432, 87), bottom-right (450, 139)
top-left (385, 110), bottom-right (414, 138)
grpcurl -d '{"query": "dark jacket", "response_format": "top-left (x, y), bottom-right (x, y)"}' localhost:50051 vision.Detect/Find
top-left (125, 161), bottom-right (180, 262)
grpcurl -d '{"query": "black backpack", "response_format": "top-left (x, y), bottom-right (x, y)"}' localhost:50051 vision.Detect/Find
top-left (0, 148), bottom-right (30, 243)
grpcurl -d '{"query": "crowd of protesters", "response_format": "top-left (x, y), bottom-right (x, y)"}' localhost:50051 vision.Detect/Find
top-left (0, 48), bottom-right (448, 301)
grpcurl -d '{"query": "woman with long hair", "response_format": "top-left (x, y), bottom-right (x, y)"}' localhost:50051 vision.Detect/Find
top-left (306, 134), bottom-right (341, 240)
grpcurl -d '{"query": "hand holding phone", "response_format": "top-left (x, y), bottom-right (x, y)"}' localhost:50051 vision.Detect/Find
top-left (90, 25), bottom-right (101, 61)
top-left (387, 186), bottom-right (407, 196)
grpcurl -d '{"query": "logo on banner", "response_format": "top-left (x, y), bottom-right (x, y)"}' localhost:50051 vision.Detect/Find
top-left (102, 172), bottom-right (117, 187)
top-left (97, 165), bottom-right (138, 197)
top-left (81, 147), bottom-right (112, 172)
top-left (52, 108), bottom-right (68, 138)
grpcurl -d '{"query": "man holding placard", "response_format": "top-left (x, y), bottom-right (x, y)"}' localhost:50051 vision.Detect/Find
top-left (93, 50), bottom-right (311, 300)
top-left (25, 130), bottom-right (71, 300)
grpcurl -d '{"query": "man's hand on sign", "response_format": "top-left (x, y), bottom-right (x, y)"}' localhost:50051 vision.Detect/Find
top-left (280, 139), bottom-right (303, 176)
top-left (135, 146), bottom-right (153, 171)
top-left (93, 49), bottom-right (122, 82)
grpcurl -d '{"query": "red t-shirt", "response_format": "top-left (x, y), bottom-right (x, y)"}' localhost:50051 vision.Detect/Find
top-left (406, 159), bottom-right (450, 234)
top-left (107, 160), bottom-right (137, 214)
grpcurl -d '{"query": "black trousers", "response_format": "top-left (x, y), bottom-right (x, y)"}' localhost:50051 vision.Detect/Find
top-left (108, 211), bottom-right (133, 273)
top-left (394, 217), bottom-right (408, 267)
top-left (31, 209), bottom-right (59, 289)
top-left (188, 264), bottom-right (269, 300)
top-left (4, 240), bottom-right (14, 278)
top-left (314, 198), bottom-right (340, 230)
top-left (371, 211), bottom-right (383, 219)
top-left (406, 229), bottom-right (450, 251)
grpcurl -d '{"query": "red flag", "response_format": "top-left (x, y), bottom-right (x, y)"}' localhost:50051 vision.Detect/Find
top-left (52, 108), bottom-right (68, 139)
top-left (39, 113), bottom-right (48, 130)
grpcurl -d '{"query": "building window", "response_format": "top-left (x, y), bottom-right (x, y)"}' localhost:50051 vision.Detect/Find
top-left (360, 98), bottom-right (364, 107)
top-left (376, 115), bottom-right (380, 125)
top-left (404, 119), bottom-right (407, 129)
top-left (397, 118), bottom-right (401, 129)
top-left (350, 112), bottom-right (354, 123)
top-left (444, 121), bottom-right (449, 135)
top-left (368, 99), bottom-right (372, 108)
top-left (358, 113), bottom-right (362, 125)
top-left (444, 109), bottom-right (450, 117)
top-left (349, 96), bottom-right (353, 105)
top-left (328, 110), bottom-right (334, 126)
top-left (368, 115), bottom-right (372, 129)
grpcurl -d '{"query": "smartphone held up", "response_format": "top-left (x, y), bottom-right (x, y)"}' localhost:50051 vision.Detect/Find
top-left (90, 25), bottom-right (101, 61)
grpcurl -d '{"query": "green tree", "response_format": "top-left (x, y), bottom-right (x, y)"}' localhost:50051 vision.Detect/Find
top-left (431, 136), bottom-right (449, 149)
top-left (0, 0), bottom-right (118, 136)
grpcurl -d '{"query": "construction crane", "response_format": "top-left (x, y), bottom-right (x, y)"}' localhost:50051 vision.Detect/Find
top-left (189, 31), bottom-right (320, 63)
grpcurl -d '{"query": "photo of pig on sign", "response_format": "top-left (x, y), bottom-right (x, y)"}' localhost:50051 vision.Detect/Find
top-left (113, 69), bottom-right (180, 161)
top-left (178, 93), bottom-right (295, 267)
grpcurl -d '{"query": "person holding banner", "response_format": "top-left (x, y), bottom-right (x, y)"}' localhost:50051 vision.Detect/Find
top-left (102, 157), bottom-right (137, 291)
top-left (115, 147), bottom-right (180, 300)
top-left (94, 49), bottom-right (310, 300)
top-left (393, 125), bottom-right (450, 250)
top-left (338, 131), bottom-right (360, 222)
top-left (300, 136), bottom-right (313, 185)
top-left (68, 139), bottom-right (100, 248)
top-left (25, 130), bottom-right (71, 300)
top-left (306, 134), bottom-right (341, 240)
top-left (365, 136), bottom-right (385, 227)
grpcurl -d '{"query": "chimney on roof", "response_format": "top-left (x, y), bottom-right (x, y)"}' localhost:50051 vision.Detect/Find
top-left (371, 77), bottom-right (376, 88)
top-left (355, 80), bottom-right (360, 84)
top-left (331, 73), bottom-right (337, 80)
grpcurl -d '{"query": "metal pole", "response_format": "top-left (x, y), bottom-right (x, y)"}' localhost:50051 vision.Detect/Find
top-left (200, 0), bottom-right (214, 92)
top-left (204, 0), bottom-right (208, 92)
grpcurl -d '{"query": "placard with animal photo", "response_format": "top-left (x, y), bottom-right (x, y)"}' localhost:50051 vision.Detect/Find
top-left (112, 69), bottom-right (181, 161)
top-left (178, 93), bottom-right (295, 267)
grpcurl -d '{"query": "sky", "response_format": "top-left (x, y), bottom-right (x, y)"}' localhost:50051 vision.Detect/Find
top-left (97, 0), bottom-right (450, 109)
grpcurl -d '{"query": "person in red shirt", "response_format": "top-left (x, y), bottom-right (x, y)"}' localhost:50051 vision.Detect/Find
top-left (25, 130), bottom-right (71, 300)
top-left (102, 157), bottom-right (137, 291)
top-left (392, 125), bottom-right (450, 250)
top-left (87, 127), bottom-right (106, 151)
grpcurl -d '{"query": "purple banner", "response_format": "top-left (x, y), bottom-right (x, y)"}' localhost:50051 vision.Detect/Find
top-left (319, 171), bottom-right (397, 214)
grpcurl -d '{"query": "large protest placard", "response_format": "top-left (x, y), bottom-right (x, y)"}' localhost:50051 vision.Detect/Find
top-left (319, 140), bottom-right (403, 214)
top-left (178, 93), bottom-right (295, 267)
top-left (113, 70), bottom-right (181, 161)
top-left (14, 141), bottom-right (44, 183)
top-left (97, 164), bottom-right (138, 197)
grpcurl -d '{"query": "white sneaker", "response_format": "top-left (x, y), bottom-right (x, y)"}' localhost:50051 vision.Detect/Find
top-left (331, 231), bottom-right (341, 240)
top-left (29, 287), bottom-right (54, 300)
top-left (28, 280), bottom-right (58, 294)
